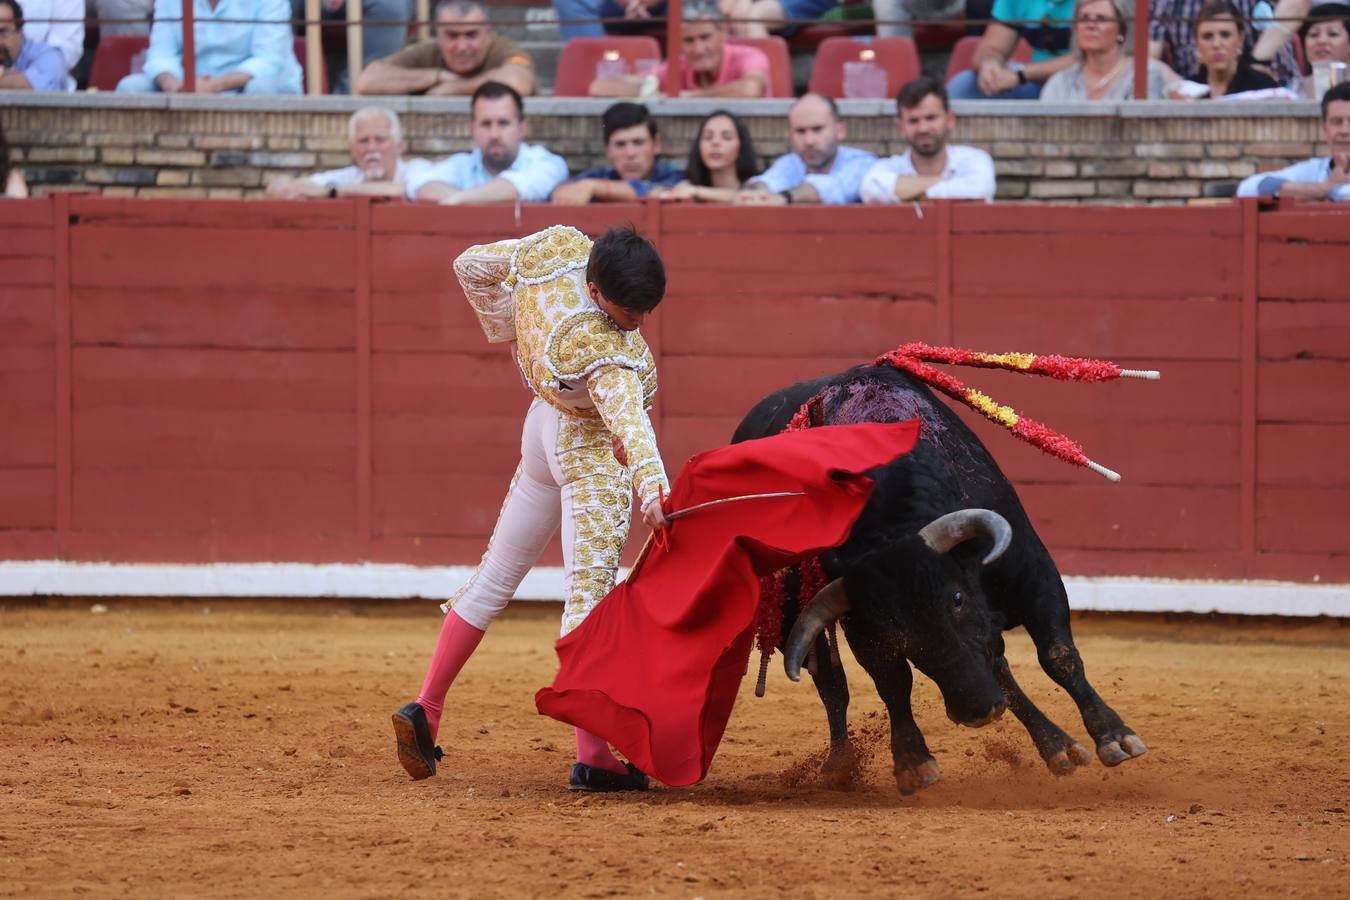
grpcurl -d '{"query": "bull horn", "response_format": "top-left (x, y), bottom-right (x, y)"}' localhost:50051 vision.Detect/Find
top-left (783, 579), bottom-right (850, 683)
top-left (918, 509), bottom-right (1013, 565)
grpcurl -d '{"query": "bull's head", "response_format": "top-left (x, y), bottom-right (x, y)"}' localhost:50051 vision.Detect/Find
top-left (784, 508), bottom-right (1012, 728)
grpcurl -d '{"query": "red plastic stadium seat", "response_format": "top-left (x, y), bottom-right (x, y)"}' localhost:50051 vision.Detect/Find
top-left (944, 34), bottom-right (1033, 83)
top-left (727, 35), bottom-right (793, 97)
top-left (807, 36), bottom-right (920, 98)
top-left (553, 36), bottom-right (663, 97)
top-left (88, 34), bottom-right (149, 91)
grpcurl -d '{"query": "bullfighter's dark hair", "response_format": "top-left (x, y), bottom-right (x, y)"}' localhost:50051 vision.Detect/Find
top-left (471, 81), bottom-right (524, 119)
top-left (897, 76), bottom-right (949, 112)
top-left (685, 109), bottom-right (760, 187)
top-left (602, 102), bottom-right (657, 143)
top-left (586, 226), bottom-right (666, 313)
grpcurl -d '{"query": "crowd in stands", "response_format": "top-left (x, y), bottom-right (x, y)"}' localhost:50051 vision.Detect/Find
top-left (0, 0), bottom-right (1345, 99)
top-left (1, 0), bottom-right (1347, 202)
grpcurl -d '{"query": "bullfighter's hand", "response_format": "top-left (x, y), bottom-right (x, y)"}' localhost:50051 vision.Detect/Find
top-left (642, 500), bottom-right (669, 531)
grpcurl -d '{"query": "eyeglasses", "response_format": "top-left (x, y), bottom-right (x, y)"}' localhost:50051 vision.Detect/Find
top-left (0, 25), bottom-right (20, 37)
top-left (1075, 14), bottom-right (1118, 24)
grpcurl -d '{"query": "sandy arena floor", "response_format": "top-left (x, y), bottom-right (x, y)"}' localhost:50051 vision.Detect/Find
top-left (0, 600), bottom-right (1346, 899)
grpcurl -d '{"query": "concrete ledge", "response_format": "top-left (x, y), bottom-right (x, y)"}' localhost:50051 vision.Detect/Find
top-left (1, 562), bottom-right (1345, 616)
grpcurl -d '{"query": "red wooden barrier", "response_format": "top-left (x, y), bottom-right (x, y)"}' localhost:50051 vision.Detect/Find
top-left (1, 197), bottom-right (1346, 583)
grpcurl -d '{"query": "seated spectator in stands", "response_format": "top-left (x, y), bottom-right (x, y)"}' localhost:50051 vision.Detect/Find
top-left (552, 101), bottom-right (684, 204)
top-left (1296, 2), bottom-right (1350, 96)
top-left (288, 0), bottom-right (412, 94)
top-left (1170, 0), bottom-right (1279, 97)
top-left (0, 0), bottom-right (67, 90)
top-left (266, 107), bottom-right (429, 199)
top-left (552, 0), bottom-right (665, 42)
top-left (1, 121), bottom-right (28, 197)
top-left (408, 82), bottom-right (567, 204)
top-left (116, 0), bottom-right (302, 93)
top-left (1150, 0), bottom-right (1299, 84)
top-left (589, 1), bottom-right (769, 99)
top-left (95, 0), bottom-right (153, 36)
top-left (719, 0), bottom-right (839, 39)
top-left (947, 0), bottom-right (1078, 99)
top-left (1237, 80), bottom-right (1350, 199)
top-left (862, 77), bottom-right (996, 203)
top-left (355, 0), bottom-right (535, 96)
top-left (654, 109), bottom-right (761, 202)
top-left (1040, 0), bottom-right (1171, 100)
top-left (19, 0), bottom-right (81, 90)
top-left (737, 93), bottom-right (876, 205)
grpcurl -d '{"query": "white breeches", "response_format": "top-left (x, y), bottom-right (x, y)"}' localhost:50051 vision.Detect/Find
top-left (446, 398), bottom-right (634, 636)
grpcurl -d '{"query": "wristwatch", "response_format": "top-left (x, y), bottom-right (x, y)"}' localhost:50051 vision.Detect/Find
top-left (779, 189), bottom-right (794, 204)
top-left (326, 183), bottom-right (338, 199)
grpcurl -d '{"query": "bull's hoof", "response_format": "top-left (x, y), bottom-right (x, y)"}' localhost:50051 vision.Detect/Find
top-left (1097, 731), bottom-right (1148, 767)
top-left (820, 742), bottom-right (861, 791)
top-left (1044, 741), bottom-right (1095, 776)
top-left (894, 757), bottom-right (941, 796)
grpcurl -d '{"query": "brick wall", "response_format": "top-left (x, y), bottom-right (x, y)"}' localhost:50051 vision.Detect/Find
top-left (1, 95), bottom-right (1326, 202)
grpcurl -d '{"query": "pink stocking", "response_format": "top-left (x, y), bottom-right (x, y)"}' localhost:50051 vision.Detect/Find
top-left (575, 727), bottom-right (627, 774)
top-left (415, 609), bottom-right (486, 740)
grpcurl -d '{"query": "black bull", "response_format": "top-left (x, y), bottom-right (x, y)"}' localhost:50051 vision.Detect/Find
top-left (732, 364), bottom-right (1147, 794)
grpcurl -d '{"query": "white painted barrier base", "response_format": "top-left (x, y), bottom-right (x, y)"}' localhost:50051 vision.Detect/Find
top-left (0, 562), bottom-right (1347, 618)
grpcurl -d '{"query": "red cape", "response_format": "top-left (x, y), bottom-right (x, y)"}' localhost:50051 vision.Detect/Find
top-left (534, 420), bottom-right (920, 786)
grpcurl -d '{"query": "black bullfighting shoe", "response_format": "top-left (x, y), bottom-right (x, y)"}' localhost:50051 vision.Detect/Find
top-left (568, 761), bottom-right (650, 792)
top-left (392, 702), bottom-right (443, 781)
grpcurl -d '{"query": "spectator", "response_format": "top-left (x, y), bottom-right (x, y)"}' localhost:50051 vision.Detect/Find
top-left (1150, 0), bottom-right (1299, 84)
top-left (116, 0), bottom-right (302, 93)
top-left (553, 0), bottom-right (665, 41)
top-left (1237, 80), bottom-right (1350, 199)
top-left (408, 81), bottom-right (567, 204)
top-left (288, 0), bottom-right (411, 94)
top-left (266, 107), bottom-right (430, 199)
top-left (1040, 0), bottom-right (1171, 100)
top-left (0, 0), bottom-right (66, 90)
top-left (552, 101), bottom-right (684, 204)
top-left (355, 0), bottom-right (534, 96)
top-left (2, 121), bottom-right (29, 197)
top-left (654, 109), bottom-right (761, 202)
top-left (861, 77), bottom-right (996, 203)
top-left (947, 0), bottom-right (1079, 99)
top-left (589, 0), bottom-right (769, 99)
top-left (1296, 2), bottom-right (1350, 96)
top-left (94, 0), bottom-right (153, 36)
top-left (719, 0), bottom-right (840, 38)
top-left (1174, 0), bottom-right (1279, 96)
top-left (873, 0), bottom-right (974, 39)
top-left (738, 93), bottom-right (877, 205)
top-left (18, 0), bottom-right (81, 89)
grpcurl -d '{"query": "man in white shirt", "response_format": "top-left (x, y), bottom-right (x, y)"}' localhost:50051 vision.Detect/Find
top-left (861, 76), bottom-right (997, 204)
top-left (408, 80), bottom-right (568, 204)
top-left (266, 107), bottom-right (431, 199)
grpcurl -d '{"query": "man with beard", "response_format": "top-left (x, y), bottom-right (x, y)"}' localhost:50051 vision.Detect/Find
top-left (409, 81), bottom-right (568, 204)
top-left (737, 93), bottom-right (876, 205)
top-left (266, 107), bottom-right (431, 199)
top-left (356, 0), bottom-right (535, 97)
top-left (552, 102), bottom-right (684, 204)
top-left (588, 1), bottom-right (769, 99)
top-left (861, 77), bottom-right (996, 204)
top-left (0, 0), bottom-right (66, 92)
